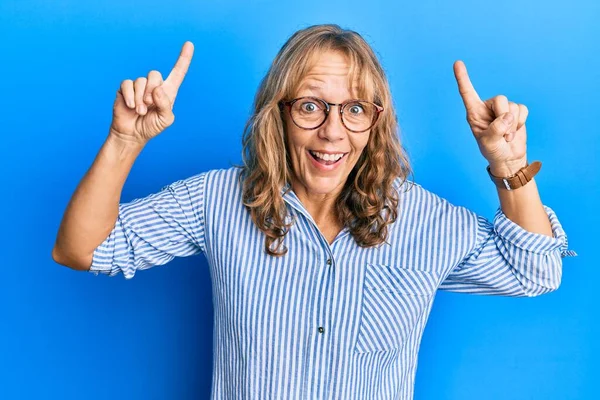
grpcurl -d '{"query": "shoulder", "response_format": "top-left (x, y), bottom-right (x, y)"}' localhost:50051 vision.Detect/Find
top-left (393, 177), bottom-right (443, 209)
top-left (203, 166), bottom-right (244, 191)
top-left (200, 165), bottom-right (242, 180)
top-left (162, 166), bottom-right (243, 192)
top-left (150, 167), bottom-right (244, 214)
top-left (393, 177), bottom-right (478, 223)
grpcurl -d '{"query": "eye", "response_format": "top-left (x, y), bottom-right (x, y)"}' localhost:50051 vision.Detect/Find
top-left (300, 101), bottom-right (319, 113)
top-left (347, 103), bottom-right (364, 114)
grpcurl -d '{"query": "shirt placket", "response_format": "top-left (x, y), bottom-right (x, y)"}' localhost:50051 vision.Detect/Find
top-left (309, 251), bottom-right (336, 399)
top-left (282, 190), bottom-right (338, 399)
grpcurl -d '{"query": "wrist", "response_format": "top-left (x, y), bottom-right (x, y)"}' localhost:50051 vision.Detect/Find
top-left (486, 159), bottom-right (542, 191)
top-left (107, 130), bottom-right (146, 154)
top-left (105, 132), bottom-right (145, 160)
top-left (488, 157), bottom-right (528, 177)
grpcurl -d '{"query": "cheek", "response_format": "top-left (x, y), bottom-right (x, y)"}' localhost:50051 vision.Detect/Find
top-left (284, 127), bottom-right (308, 162)
top-left (284, 118), bottom-right (312, 154)
top-left (352, 134), bottom-right (370, 158)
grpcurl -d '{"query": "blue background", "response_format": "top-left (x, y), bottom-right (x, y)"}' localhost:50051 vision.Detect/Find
top-left (1, 0), bottom-right (596, 399)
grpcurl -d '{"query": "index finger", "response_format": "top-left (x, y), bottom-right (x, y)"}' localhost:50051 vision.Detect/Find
top-left (453, 60), bottom-right (482, 111)
top-left (165, 41), bottom-right (194, 88)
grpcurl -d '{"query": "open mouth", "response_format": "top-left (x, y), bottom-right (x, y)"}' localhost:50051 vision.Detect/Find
top-left (308, 150), bottom-right (347, 166)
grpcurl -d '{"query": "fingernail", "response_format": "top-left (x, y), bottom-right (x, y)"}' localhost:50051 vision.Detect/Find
top-left (503, 113), bottom-right (513, 124)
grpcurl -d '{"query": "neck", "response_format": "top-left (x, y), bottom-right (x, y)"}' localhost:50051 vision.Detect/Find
top-left (290, 180), bottom-right (343, 229)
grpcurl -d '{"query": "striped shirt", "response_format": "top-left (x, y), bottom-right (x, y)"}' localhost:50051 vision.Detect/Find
top-left (90, 166), bottom-right (577, 399)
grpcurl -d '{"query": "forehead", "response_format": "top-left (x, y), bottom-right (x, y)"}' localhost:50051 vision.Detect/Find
top-left (292, 49), bottom-right (369, 99)
top-left (303, 50), bottom-right (350, 76)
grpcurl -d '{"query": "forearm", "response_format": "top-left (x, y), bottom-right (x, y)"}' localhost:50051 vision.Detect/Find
top-left (52, 134), bottom-right (145, 269)
top-left (490, 160), bottom-right (553, 238)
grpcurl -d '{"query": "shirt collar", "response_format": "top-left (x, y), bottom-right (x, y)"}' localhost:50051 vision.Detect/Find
top-left (280, 182), bottom-right (351, 246)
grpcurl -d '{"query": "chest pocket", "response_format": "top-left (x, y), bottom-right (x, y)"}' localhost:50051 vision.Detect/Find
top-left (354, 263), bottom-right (438, 354)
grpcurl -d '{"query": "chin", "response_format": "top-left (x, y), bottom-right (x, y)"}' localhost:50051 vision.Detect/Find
top-left (295, 169), bottom-right (350, 197)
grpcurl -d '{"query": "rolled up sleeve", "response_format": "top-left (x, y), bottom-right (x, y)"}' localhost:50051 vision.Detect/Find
top-left (90, 172), bottom-right (207, 279)
top-left (440, 204), bottom-right (577, 296)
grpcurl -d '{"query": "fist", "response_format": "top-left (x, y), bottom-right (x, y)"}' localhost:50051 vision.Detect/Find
top-left (109, 41), bottom-right (194, 146)
top-left (453, 60), bottom-right (529, 176)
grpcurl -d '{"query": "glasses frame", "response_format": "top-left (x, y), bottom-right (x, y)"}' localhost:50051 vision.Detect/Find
top-left (279, 96), bottom-right (384, 133)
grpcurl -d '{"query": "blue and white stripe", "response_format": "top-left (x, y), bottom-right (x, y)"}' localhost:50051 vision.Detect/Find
top-left (91, 166), bottom-right (576, 399)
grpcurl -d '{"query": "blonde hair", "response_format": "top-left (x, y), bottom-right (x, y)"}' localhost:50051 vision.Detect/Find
top-left (241, 24), bottom-right (412, 256)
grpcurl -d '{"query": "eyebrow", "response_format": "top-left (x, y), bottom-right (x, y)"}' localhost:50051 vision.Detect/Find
top-left (299, 83), bottom-right (361, 90)
top-left (296, 83), bottom-right (362, 97)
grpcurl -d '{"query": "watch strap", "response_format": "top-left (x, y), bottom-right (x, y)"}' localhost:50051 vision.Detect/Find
top-left (486, 161), bottom-right (542, 191)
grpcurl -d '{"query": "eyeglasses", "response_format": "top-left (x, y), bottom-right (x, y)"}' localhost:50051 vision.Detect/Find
top-left (279, 96), bottom-right (384, 133)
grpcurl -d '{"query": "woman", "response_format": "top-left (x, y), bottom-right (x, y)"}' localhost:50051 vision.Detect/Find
top-left (52, 25), bottom-right (576, 399)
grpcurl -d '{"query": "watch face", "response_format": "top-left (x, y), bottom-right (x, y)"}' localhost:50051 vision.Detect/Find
top-left (487, 166), bottom-right (515, 190)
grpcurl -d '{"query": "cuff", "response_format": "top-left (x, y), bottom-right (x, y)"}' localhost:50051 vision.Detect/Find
top-left (493, 205), bottom-right (578, 258)
top-left (88, 225), bottom-right (121, 277)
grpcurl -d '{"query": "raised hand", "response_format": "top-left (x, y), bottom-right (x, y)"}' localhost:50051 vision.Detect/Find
top-left (109, 41), bottom-right (195, 145)
top-left (453, 60), bottom-right (528, 176)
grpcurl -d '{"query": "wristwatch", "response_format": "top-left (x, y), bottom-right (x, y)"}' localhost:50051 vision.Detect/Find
top-left (486, 161), bottom-right (542, 191)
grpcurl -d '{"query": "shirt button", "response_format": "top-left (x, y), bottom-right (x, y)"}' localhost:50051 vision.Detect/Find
top-left (318, 327), bottom-right (325, 334)
top-left (326, 258), bottom-right (332, 266)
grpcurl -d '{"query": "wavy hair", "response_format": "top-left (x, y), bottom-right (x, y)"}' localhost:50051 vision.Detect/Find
top-left (241, 24), bottom-right (413, 256)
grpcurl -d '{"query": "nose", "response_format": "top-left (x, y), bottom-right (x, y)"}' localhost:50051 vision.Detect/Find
top-left (318, 105), bottom-right (346, 142)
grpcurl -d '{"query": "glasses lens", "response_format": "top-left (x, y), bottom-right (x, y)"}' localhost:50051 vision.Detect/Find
top-left (290, 98), bottom-right (327, 129)
top-left (342, 101), bottom-right (378, 132)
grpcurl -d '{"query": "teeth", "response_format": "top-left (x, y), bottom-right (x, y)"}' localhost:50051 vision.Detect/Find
top-left (311, 151), bottom-right (344, 162)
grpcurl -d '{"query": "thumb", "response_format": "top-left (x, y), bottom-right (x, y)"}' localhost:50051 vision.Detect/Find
top-left (114, 89), bottom-right (127, 109)
top-left (152, 85), bottom-right (175, 120)
top-left (488, 112), bottom-right (513, 137)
